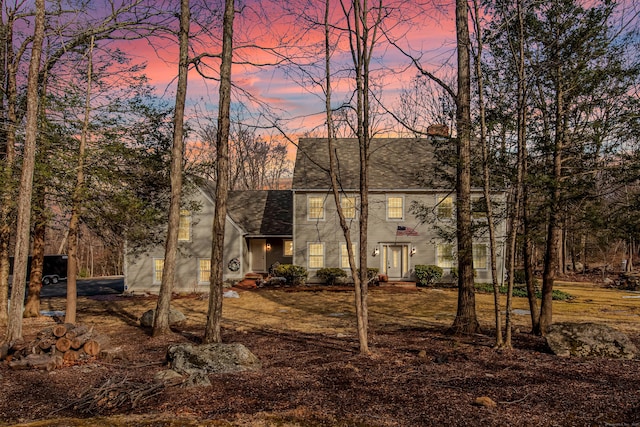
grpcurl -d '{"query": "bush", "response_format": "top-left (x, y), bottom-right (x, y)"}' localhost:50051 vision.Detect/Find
top-left (272, 264), bottom-right (307, 286)
top-left (356, 267), bottom-right (380, 285)
top-left (414, 265), bottom-right (443, 287)
top-left (366, 268), bottom-right (379, 285)
top-left (316, 268), bottom-right (347, 285)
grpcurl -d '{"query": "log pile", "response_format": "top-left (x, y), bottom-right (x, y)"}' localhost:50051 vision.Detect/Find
top-left (1, 323), bottom-right (114, 370)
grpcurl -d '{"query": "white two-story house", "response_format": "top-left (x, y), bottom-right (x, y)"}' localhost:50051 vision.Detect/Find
top-left (291, 137), bottom-right (506, 283)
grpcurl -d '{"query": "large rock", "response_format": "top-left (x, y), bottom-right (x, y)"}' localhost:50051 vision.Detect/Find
top-left (139, 308), bottom-right (186, 328)
top-left (167, 342), bottom-right (261, 375)
top-left (546, 322), bottom-right (638, 359)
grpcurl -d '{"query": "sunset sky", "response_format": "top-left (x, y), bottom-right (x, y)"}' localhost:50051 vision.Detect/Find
top-left (124, 1), bottom-right (459, 141)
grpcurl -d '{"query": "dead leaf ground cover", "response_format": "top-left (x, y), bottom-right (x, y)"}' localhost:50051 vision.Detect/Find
top-left (1, 281), bottom-right (639, 426)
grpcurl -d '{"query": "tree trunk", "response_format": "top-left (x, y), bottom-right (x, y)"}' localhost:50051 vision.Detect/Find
top-left (451, 0), bottom-right (479, 335)
top-left (472, 0), bottom-right (502, 347)
top-left (204, 0), bottom-right (234, 344)
top-left (4, 0), bottom-right (45, 344)
top-left (523, 194), bottom-right (539, 333)
top-left (24, 192), bottom-right (46, 318)
top-left (0, 11), bottom-right (18, 327)
top-left (323, 0), bottom-right (363, 352)
top-left (66, 36), bottom-right (94, 325)
top-left (153, 0), bottom-right (190, 337)
top-left (537, 66), bottom-right (565, 336)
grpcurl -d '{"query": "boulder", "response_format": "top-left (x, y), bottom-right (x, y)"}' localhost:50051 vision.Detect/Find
top-left (139, 308), bottom-right (186, 328)
top-left (167, 342), bottom-right (261, 376)
top-left (546, 322), bottom-right (638, 359)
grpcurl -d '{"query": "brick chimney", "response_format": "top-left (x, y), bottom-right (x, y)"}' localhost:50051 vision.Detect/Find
top-left (427, 124), bottom-right (449, 137)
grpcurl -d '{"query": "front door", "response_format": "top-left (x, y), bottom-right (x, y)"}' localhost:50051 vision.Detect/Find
top-left (386, 245), bottom-right (403, 279)
top-left (250, 239), bottom-right (267, 272)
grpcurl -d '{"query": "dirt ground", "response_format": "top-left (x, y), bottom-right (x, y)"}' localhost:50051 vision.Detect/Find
top-left (1, 281), bottom-right (640, 427)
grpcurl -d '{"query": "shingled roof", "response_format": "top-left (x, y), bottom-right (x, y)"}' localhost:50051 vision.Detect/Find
top-left (226, 190), bottom-right (292, 236)
top-left (292, 137), bottom-right (450, 190)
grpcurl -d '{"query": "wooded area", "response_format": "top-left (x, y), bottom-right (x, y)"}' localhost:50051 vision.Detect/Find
top-left (0, 0), bottom-right (638, 364)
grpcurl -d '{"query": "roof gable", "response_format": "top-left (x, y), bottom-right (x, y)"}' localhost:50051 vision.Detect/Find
top-left (292, 137), bottom-right (450, 190)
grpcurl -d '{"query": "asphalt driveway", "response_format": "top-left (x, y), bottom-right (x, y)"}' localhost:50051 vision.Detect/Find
top-left (38, 276), bottom-right (125, 298)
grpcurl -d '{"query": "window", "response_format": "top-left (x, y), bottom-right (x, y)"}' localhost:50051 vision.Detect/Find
top-left (283, 240), bottom-right (293, 257)
top-left (308, 243), bottom-right (324, 269)
top-left (387, 196), bottom-right (404, 220)
top-left (341, 196), bottom-right (356, 219)
top-left (473, 244), bottom-right (488, 270)
top-left (437, 196), bottom-right (453, 219)
top-left (340, 243), bottom-right (357, 268)
top-left (308, 196), bottom-right (325, 220)
top-left (199, 258), bottom-right (211, 283)
top-left (436, 243), bottom-right (455, 269)
top-left (153, 258), bottom-right (164, 283)
top-left (178, 210), bottom-right (192, 241)
top-left (471, 197), bottom-right (487, 220)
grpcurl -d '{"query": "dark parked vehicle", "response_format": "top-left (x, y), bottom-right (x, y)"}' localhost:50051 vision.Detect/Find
top-left (10, 254), bottom-right (68, 285)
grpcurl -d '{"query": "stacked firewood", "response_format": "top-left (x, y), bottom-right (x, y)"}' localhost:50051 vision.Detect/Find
top-left (1, 323), bottom-right (111, 370)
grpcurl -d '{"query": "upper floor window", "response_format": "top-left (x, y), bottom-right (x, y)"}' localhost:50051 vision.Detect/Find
top-left (341, 195), bottom-right (357, 219)
top-left (471, 196), bottom-right (487, 220)
top-left (437, 195), bottom-right (453, 219)
top-left (387, 196), bottom-right (404, 220)
top-left (308, 196), bottom-right (325, 220)
top-left (283, 240), bottom-right (293, 257)
top-left (308, 242), bottom-right (324, 269)
top-left (473, 244), bottom-right (488, 270)
top-left (178, 209), bottom-right (192, 241)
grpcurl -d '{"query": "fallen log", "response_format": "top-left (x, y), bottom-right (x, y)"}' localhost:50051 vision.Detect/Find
top-left (71, 332), bottom-right (93, 350)
top-left (56, 337), bottom-right (72, 353)
top-left (8, 354), bottom-right (63, 371)
top-left (83, 335), bottom-right (110, 357)
top-left (53, 324), bottom-right (70, 338)
top-left (66, 324), bottom-right (91, 340)
top-left (37, 327), bottom-right (54, 339)
top-left (38, 338), bottom-right (55, 351)
top-left (63, 350), bottom-right (80, 362)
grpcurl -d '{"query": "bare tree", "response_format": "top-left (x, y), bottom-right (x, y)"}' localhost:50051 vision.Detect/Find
top-left (4, 0), bottom-right (45, 343)
top-left (152, 0), bottom-right (190, 337)
top-left (203, 0), bottom-right (234, 344)
top-left (471, 0), bottom-right (502, 346)
top-left (388, 0), bottom-right (480, 335)
top-left (0, 3), bottom-right (26, 326)
top-left (64, 36), bottom-right (95, 324)
top-left (322, 0), bottom-right (367, 353)
top-left (450, 0), bottom-right (480, 335)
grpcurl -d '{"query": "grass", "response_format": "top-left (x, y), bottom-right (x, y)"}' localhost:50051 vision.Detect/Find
top-left (36, 280), bottom-right (640, 337)
top-left (475, 283), bottom-right (575, 301)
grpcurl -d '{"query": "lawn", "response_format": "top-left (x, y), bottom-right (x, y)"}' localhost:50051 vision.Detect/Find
top-left (1, 281), bottom-right (639, 426)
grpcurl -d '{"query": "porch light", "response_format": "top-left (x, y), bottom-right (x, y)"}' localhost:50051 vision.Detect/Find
top-left (410, 246), bottom-right (416, 256)
top-left (372, 246), bottom-right (379, 256)
top-left (266, 243), bottom-right (272, 251)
